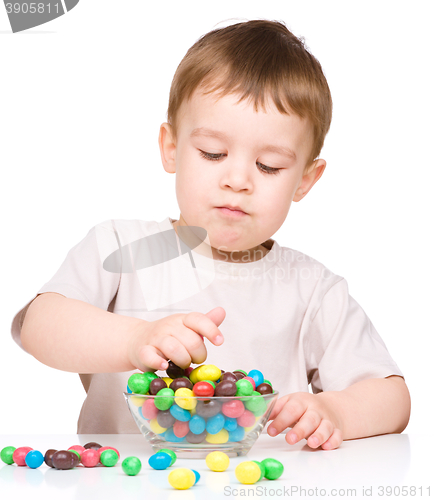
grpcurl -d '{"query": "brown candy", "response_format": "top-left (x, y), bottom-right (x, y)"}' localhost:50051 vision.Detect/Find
top-left (221, 372), bottom-right (238, 384)
top-left (83, 442), bottom-right (102, 450)
top-left (196, 399), bottom-right (222, 418)
top-left (214, 379), bottom-right (237, 397)
top-left (186, 430), bottom-right (207, 444)
top-left (169, 377), bottom-right (193, 392)
top-left (51, 450), bottom-right (80, 470)
top-left (44, 449), bottom-right (57, 468)
top-left (166, 360), bottom-right (185, 379)
top-left (150, 378), bottom-right (167, 395)
top-left (157, 409), bottom-right (176, 428)
top-left (232, 371), bottom-right (246, 380)
top-left (256, 382), bottom-right (273, 395)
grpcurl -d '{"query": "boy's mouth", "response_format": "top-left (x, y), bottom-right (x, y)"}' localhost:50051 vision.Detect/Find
top-left (216, 206), bottom-right (248, 217)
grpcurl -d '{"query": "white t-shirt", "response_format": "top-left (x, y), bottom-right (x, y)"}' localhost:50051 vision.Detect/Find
top-left (11, 217), bottom-right (403, 433)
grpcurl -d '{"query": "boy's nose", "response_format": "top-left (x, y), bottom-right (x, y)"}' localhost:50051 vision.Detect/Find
top-left (219, 159), bottom-right (254, 192)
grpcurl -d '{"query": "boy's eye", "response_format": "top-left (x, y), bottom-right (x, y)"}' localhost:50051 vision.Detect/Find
top-left (199, 150), bottom-right (281, 175)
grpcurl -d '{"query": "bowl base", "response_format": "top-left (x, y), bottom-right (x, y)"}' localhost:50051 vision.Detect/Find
top-left (151, 442), bottom-right (251, 458)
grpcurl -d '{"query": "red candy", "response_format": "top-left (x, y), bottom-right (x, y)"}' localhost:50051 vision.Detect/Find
top-left (81, 448), bottom-right (100, 467)
top-left (98, 446), bottom-right (120, 458)
top-left (173, 420), bottom-right (190, 438)
top-left (68, 445), bottom-right (85, 456)
top-left (142, 398), bottom-right (159, 419)
top-left (221, 399), bottom-right (245, 418)
top-left (237, 409), bottom-right (256, 427)
top-left (193, 381), bottom-right (215, 398)
top-left (13, 447), bottom-right (33, 466)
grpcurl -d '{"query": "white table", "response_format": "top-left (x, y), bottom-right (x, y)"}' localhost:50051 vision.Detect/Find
top-left (0, 433), bottom-right (431, 499)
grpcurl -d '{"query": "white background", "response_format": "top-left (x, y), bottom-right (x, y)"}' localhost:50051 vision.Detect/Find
top-left (1, 1), bottom-right (433, 437)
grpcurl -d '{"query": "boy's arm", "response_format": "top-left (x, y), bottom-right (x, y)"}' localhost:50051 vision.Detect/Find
top-left (267, 376), bottom-right (410, 449)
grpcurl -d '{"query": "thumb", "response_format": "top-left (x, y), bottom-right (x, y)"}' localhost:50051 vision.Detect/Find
top-left (205, 306), bottom-right (226, 327)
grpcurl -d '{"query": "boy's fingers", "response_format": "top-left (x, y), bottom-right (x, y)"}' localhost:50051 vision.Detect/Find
top-left (137, 345), bottom-right (168, 371)
top-left (285, 409), bottom-right (322, 444)
top-left (267, 395), bottom-right (290, 421)
top-left (306, 419), bottom-right (335, 449)
top-left (321, 428), bottom-right (343, 450)
top-left (158, 336), bottom-right (192, 369)
top-left (183, 311), bottom-right (225, 346)
top-left (267, 398), bottom-right (306, 436)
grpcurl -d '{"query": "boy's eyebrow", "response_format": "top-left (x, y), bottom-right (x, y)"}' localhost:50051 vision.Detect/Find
top-left (190, 127), bottom-right (297, 160)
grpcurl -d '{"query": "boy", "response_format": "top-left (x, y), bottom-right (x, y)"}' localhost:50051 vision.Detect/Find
top-left (12, 20), bottom-right (410, 450)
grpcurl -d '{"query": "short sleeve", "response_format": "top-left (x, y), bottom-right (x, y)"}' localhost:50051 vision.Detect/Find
top-left (305, 278), bottom-right (404, 393)
top-left (11, 221), bottom-right (121, 351)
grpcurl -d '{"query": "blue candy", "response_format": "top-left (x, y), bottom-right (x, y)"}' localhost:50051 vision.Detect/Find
top-left (247, 369), bottom-right (264, 388)
top-left (169, 404), bottom-right (191, 422)
top-left (223, 417), bottom-right (238, 431)
top-left (148, 452), bottom-right (172, 470)
top-left (206, 413), bottom-right (225, 435)
top-left (189, 414), bottom-right (206, 434)
top-left (192, 469), bottom-right (200, 484)
top-left (25, 450), bottom-right (44, 469)
top-left (228, 425), bottom-right (245, 442)
top-left (164, 427), bottom-right (185, 442)
top-left (127, 385), bottom-right (132, 394)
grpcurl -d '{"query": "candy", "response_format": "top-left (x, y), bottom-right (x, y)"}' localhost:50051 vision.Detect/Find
top-left (157, 409), bottom-right (176, 428)
top-left (261, 458), bottom-right (284, 480)
top-left (214, 379), bottom-right (237, 397)
top-left (174, 388), bottom-right (197, 410)
top-left (81, 449), bottom-right (100, 467)
top-left (173, 420), bottom-right (190, 438)
top-left (221, 371), bottom-right (238, 383)
top-left (169, 403), bottom-right (191, 422)
top-left (159, 448), bottom-right (177, 466)
top-left (237, 409), bottom-right (256, 428)
top-left (168, 468), bottom-right (196, 490)
top-left (196, 364), bottom-right (221, 382)
top-left (128, 373), bottom-right (151, 394)
top-left (99, 446), bottom-right (120, 458)
top-left (143, 371), bottom-right (159, 384)
top-left (186, 430), bottom-right (207, 443)
top-left (245, 393), bottom-right (267, 414)
top-left (69, 449), bottom-right (81, 461)
top-left (221, 399), bottom-right (245, 418)
top-left (256, 382), bottom-right (273, 395)
top-left (244, 376), bottom-right (256, 390)
top-left (122, 456), bottom-right (142, 475)
top-left (206, 413), bottom-right (225, 434)
top-left (44, 449), bottom-right (57, 468)
top-left (252, 460), bottom-right (266, 480)
top-left (166, 360), bottom-right (185, 379)
top-left (205, 451), bottom-right (230, 472)
top-left (196, 399), bottom-right (221, 417)
top-left (189, 365), bottom-right (203, 384)
top-left (235, 379), bottom-right (254, 397)
top-left (100, 449), bottom-right (119, 467)
top-left (228, 426), bottom-right (245, 442)
top-left (162, 377), bottom-right (173, 387)
top-left (170, 377), bottom-right (193, 391)
top-left (150, 378), bottom-right (167, 395)
top-left (154, 388), bottom-right (175, 411)
top-left (13, 446), bottom-right (33, 466)
top-left (68, 445), bottom-right (85, 458)
top-left (149, 418), bottom-right (167, 434)
top-left (52, 450), bottom-right (80, 470)
top-left (83, 441), bottom-right (102, 450)
top-left (235, 461), bottom-right (262, 484)
top-left (205, 429), bottom-right (229, 444)
top-left (164, 427), bottom-right (185, 442)
top-left (192, 380), bottom-right (215, 398)
top-left (148, 451), bottom-right (172, 470)
top-left (188, 414), bottom-right (206, 435)
top-left (1, 446), bottom-right (16, 465)
top-left (142, 398), bottom-right (159, 419)
top-left (25, 450), bottom-right (44, 469)
top-left (223, 417), bottom-right (238, 431)
top-left (248, 369), bottom-right (264, 387)
top-left (192, 469), bottom-right (200, 484)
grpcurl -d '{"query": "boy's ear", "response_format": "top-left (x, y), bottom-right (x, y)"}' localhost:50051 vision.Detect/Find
top-left (159, 122), bottom-right (177, 174)
top-left (293, 159), bottom-right (326, 202)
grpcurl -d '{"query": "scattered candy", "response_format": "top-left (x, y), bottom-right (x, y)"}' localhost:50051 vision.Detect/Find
top-left (261, 458), bottom-right (284, 480)
top-left (192, 469), bottom-right (200, 484)
top-left (148, 451), bottom-right (172, 470)
top-left (205, 451), bottom-right (230, 472)
top-left (168, 468), bottom-right (197, 490)
top-left (99, 446), bottom-right (120, 458)
top-left (25, 450), bottom-right (44, 469)
top-left (1, 446), bottom-right (16, 465)
top-left (52, 450), bottom-right (79, 470)
top-left (122, 456), bottom-right (142, 476)
top-left (81, 448), bottom-right (100, 467)
top-left (100, 449), bottom-right (119, 467)
top-left (158, 448), bottom-right (177, 466)
top-left (235, 461), bottom-right (262, 484)
top-left (83, 441), bottom-right (102, 450)
top-left (13, 447), bottom-right (33, 466)
top-left (44, 449), bottom-right (57, 468)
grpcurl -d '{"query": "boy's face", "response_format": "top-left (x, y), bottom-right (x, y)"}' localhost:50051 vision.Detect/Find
top-left (159, 90), bottom-right (326, 263)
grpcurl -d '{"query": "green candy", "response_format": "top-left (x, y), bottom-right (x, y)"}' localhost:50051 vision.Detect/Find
top-left (203, 380), bottom-right (216, 389)
top-left (128, 373), bottom-right (151, 395)
top-left (122, 456), bottom-right (142, 475)
top-left (1, 446), bottom-right (16, 465)
top-left (69, 449), bottom-right (81, 461)
top-left (154, 387), bottom-right (175, 411)
top-left (245, 392), bottom-right (267, 414)
top-left (100, 449), bottom-right (119, 467)
top-left (143, 371), bottom-right (159, 383)
top-left (159, 448), bottom-right (177, 466)
top-left (261, 458), bottom-right (284, 480)
top-left (235, 378), bottom-right (254, 397)
top-left (263, 379), bottom-right (272, 387)
top-left (252, 460), bottom-right (266, 480)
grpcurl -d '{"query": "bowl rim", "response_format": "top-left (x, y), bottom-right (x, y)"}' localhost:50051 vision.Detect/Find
top-left (123, 391), bottom-right (279, 400)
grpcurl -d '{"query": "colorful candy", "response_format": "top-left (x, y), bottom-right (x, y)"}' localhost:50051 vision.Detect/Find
top-left (13, 447), bottom-right (33, 466)
top-left (158, 448), bottom-right (177, 466)
top-left (122, 456), bottom-right (142, 475)
top-left (100, 449), bottom-right (119, 467)
top-left (51, 450), bottom-right (80, 470)
top-left (205, 451), bottom-right (230, 472)
top-left (261, 458), bottom-right (284, 480)
top-left (81, 448), bottom-right (100, 467)
top-left (235, 461), bottom-right (262, 484)
top-left (0, 446), bottom-right (16, 465)
top-left (168, 468), bottom-right (197, 489)
top-left (24, 450), bottom-right (44, 469)
top-left (148, 451), bottom-right (172, 470)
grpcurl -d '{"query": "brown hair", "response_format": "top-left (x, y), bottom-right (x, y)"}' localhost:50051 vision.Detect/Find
top-left (167, 19), bottom-right (332, 164)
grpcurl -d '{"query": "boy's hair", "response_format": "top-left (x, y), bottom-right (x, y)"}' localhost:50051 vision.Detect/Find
top-left (167, 19), bottom-right (332, 165)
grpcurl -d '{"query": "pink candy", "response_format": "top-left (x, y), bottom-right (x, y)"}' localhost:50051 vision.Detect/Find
top-left (68, 445), bottom-right (86, 456)
top-left (237, 409), bottom-right (256, 427)
top-left (221, 399), bottom-right (245, 418)
top-left (244, 376), bottom-right (256, 389)
top-left (142, 398), bottom-right (159, 420)
top-left (13, 447), bottom-right (33, 466)
top-left (81, 448), bottom-right (100, 467)
top-left (98, 446), bottom-right (120, 458)
top-left (173, 420), bottom-right (190, 438)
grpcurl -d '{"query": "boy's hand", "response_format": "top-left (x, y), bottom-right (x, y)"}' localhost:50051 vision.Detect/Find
top-left (127, 307), bottom-right (226, 372)
top-left (267, 392), bottom-right (343, 450)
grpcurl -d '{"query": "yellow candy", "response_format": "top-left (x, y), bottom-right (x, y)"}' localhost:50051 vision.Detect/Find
top-left (168, 468), bottom-right (196, 490)
top-left (196, 364), bottom-right (221, 382)
top-left (205, 429), bottom-right (229, 444)
top-left (189, 366), bottom-right (203, 384)
top-left (205, 451), bottom-right (230, 472)
top-left (162, 377), bottom-right (173, 387)
top-left (174, 388), bottom-right (197, 410)
top-left (235, 461), bottom-right (262, 485)
top-left (130, 396), bottom-right (143, 407)
top-left (149, 418), bottom-right (167, 434)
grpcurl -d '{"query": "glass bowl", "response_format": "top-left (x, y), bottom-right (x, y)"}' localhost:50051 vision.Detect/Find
top-left (124, 391), bottom-right (278, 458)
